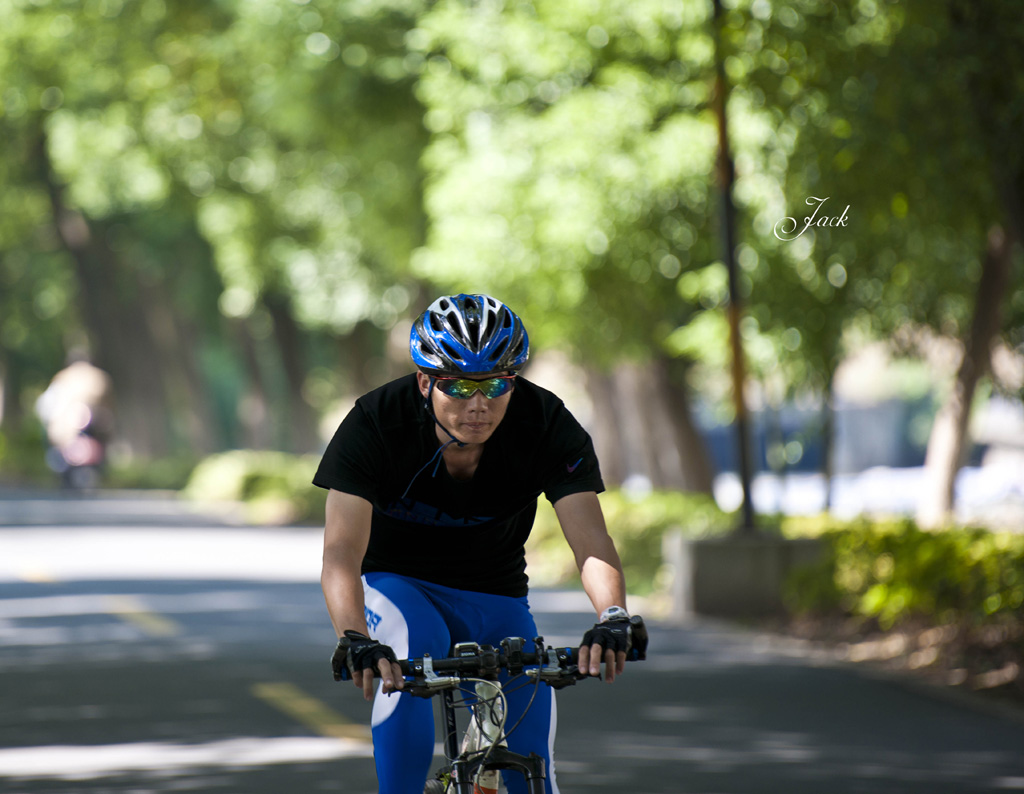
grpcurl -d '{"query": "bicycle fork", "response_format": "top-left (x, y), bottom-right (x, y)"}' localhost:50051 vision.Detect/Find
top-left (439, 683), bottom-right (547, 794)
top-left (460, 681), bottom-right (504, 794)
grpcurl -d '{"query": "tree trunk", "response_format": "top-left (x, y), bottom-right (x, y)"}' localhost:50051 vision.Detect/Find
top-left (614, 360), bottom-right (670, 488)
top-left (0, 352), bottom-right (24, 430)
top-left (652, 357), bottom-right (716, 494)
top-left (265, 293), bottom-right (319, 454)
top-left (343, 320), bottom-right (381, 396)
top-left (136, 275), bottom-right (220, 455)
top-left (584, 359), bottom-right (715, 494)
top-left (35, 129), bottom-right (172, 458)
top-left (917, 226), bottom-right (1012, 527)
top-left (231, 318), bottom-right (273, 450)
top-left (821, 373), bottom-right (836, 512)
top-left (583, 368), bottom-right (628, 487)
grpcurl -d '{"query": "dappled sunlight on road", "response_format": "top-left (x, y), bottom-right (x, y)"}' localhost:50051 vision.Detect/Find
top-left (600, 728), bottom-right (1024, 791)
top-left (0, 736), bottom-right (371, 782)
top-left (0, 525), bottom-right (323, 584)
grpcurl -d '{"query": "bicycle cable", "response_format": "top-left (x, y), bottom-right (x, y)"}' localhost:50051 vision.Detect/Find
top-left (455, 677), bottom-right (509, 787)
top-left (489, 671), bottom-right (542, 747)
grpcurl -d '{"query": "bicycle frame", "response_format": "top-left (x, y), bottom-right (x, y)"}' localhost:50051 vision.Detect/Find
top-left (399, 624), bottom-right (648, 794)
top-left (434, 684), bottom-right (547, 794)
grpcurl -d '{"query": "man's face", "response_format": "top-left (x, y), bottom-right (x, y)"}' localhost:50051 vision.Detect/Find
top-left (416, 371), bottom-right (514, 446)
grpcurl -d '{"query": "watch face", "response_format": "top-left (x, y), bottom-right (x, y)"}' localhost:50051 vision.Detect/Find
top-left (601, 607), bottom-right (629, 622)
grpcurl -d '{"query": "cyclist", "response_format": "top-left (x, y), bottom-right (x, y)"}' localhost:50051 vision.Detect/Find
top-left (315, 294), bottom-right (645, 794)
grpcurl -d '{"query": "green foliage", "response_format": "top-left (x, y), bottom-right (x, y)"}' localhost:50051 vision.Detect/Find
top-left (184, 450), bottom-right (324, 525)
top-left (412, 0), bottom-right (720, 368)
top-left (526, 488), bottom-right (733, 596)
top-left (3, 0), bottom-right (1022, 482)
top-left (0, 423), bottom-right (50, 483)
top-left (784, 517), bottom-right (1024, 629)
top-left (744, 0), bottom-right (1024, 371)
top-left (0, 0), bottom-right (428, 457)
top-left (106, 456), bottom-right (201, 491)
top-left (409, 0), bottom-right (1024, 415)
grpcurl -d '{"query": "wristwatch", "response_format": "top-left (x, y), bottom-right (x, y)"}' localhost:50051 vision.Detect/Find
top-left (599, 605), bottom-right (629, 623)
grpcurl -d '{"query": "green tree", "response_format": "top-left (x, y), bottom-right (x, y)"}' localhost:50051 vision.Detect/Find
top-left (1, 0), bottom-right (430, 462)
top-left (735, 0), bottom-right (1024, 521)
top-left (411, 0), bottom-right (725, 490)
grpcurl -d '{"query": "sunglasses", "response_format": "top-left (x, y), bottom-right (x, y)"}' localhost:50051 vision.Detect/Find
top-left (432, 375), bottom-right (517, 399)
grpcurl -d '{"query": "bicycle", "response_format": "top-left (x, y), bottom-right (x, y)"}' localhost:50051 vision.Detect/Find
top-left (384, 616), bottom-right (648, 794)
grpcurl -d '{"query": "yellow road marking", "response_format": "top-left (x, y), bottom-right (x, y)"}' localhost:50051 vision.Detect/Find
top-left (252, 682), bottom-right (371, 743)
top-left (105, 595), bottom-right (181, 637)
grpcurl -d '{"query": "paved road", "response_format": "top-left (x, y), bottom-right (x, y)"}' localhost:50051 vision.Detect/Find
top-left (2, 489), bottom-right (1024, 793)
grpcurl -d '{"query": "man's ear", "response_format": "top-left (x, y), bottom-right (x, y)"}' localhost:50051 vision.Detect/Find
top-left (416, 371), bottom-right (431, 399)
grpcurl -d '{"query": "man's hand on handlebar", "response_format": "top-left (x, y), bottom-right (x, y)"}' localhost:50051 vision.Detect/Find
top-left (331, 630), bottom-right (405, 701)
top-left (577, 611), bottom-right (648, 684)
top-left (355, 656), bottom-right (405, 701)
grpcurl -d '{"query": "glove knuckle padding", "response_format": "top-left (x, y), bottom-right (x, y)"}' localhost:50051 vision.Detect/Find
top-left (583, 618), bottom-right (630, 653)
top-left (582, 615), bottom-right (650, 661)
top-left (331, 630), bottom-right (397, 681)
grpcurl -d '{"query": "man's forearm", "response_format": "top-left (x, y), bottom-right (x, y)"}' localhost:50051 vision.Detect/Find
top-left (554, 491), bottom-right (629, 617)
top-left (579, 542), bottom-right (628, 617)
top-left (321, 561), bottom-right (369, 638)
top-left (321, 490), bottom-right (374, 638)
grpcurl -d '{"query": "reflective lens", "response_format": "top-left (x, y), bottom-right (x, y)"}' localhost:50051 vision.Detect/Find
top-left (432, 375), bottom-right (516, 399)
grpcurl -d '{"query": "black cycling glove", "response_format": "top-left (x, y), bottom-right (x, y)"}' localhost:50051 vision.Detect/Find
top-left (581, 614), bottom-right (649, 662)
top-left (331, 630), bottom-right (398, 682)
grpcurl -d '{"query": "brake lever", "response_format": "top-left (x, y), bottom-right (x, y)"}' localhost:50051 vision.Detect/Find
top-left (525, 664), bottom-right (585, 689)
top-left (400, 653), bottom-right (462, 698)
top-left (524, 646), bottom-right (586, 689)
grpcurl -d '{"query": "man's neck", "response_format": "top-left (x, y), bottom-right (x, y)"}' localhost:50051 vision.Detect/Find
top-left (440, 437), bottom-right (484, 480)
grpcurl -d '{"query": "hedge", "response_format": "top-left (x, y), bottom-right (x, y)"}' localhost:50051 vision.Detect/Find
top-left (183, 451), bottom-right (734, 599)
top-left (182, 450), bottom-right (1024, 636)
top-left (526, 489), bottom-right (733, 596)
top-left (184, 450), bottom-right (325, 524)
top-left (783, 517), bottom-right (1024, 629)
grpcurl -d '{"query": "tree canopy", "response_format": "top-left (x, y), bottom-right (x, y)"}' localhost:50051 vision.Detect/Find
top-left (1, 0), bottom-right (1020, 513)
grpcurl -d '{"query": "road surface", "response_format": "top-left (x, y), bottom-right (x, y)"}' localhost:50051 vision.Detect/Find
top-left (1, 488), bottom-right (1023, 793)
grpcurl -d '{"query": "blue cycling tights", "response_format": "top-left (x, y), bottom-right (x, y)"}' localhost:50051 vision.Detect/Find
top-left (361, 572), bottom-right (559, 794)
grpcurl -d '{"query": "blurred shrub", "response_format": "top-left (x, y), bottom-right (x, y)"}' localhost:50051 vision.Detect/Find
top-left (526, 489), bottom-right (733, 596)
top-left (0, 424), bottom-right (50, 483)
top-left (783, 517), bottom-right (1024, 629)
top-left (185, 450), bottom-right (324, 525)
top-left (107, 455), bottom-right (200, 490)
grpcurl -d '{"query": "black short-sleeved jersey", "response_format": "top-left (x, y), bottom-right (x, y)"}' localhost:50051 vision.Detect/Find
top-left (313, 373), bottom-right (604, 598)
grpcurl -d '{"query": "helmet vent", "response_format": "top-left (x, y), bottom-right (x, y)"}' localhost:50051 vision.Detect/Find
top-left (430, 314), bottom-right (444, 332)
top-left (489, 338), bottom-right (510, 361)
top-left (440, 340), bottom-right (463, 362)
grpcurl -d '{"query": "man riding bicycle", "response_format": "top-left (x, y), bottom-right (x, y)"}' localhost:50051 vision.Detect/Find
top-left (315, 294), bottom-right (646, 794)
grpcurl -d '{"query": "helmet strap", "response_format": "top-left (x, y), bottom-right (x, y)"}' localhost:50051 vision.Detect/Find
top-left (424, 378), bottom-right (467, 449)
top-left (400, 379), bottom-right (468, 502)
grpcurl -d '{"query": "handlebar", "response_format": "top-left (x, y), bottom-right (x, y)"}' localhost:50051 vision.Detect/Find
top-left (398, 638), bottom-right (571, 677)
top-left (396, 638), bottom-right (580, 697)
top-left (394, 615), bottom-right (647, 697)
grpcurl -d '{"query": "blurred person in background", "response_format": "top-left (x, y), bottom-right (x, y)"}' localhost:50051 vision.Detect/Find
top-left (315, 293), bottom-right (646, 794)
top-left (35, 350), bottom-right (114, 490)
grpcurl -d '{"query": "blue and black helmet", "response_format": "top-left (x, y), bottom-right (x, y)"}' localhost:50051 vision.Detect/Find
top-left (410, 294), bottom-right (530, 376)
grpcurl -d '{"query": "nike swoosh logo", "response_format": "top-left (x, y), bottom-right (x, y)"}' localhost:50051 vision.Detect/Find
top-left (567, 458), bottom-right (582, 473)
